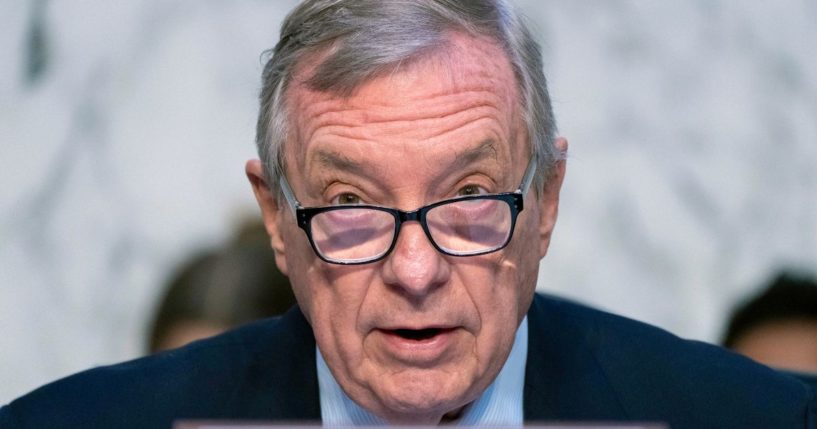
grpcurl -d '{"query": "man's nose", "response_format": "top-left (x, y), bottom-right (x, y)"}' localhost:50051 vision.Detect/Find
top-left (381, 221), bottom-right (450, 299)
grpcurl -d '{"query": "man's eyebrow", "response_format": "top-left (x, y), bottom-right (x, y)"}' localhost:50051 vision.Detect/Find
top-left (452, 140), bottom-right (499, 169)
top-left (312, 149), bottom-right (370, 174)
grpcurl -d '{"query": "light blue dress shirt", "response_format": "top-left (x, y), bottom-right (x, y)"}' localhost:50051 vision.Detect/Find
top-left (317, 317), bottom-right (528, 426)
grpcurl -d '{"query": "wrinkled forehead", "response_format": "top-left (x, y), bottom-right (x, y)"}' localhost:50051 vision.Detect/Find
top-left (283, 32), bottom-right (525, 168)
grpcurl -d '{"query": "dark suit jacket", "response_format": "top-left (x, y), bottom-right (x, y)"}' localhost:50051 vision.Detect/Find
top-left (2, 294), bottom-right (815, 428)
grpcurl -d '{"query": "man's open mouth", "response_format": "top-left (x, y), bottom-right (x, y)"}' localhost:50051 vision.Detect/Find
top-left (387, 327), bottom-right (454, 341)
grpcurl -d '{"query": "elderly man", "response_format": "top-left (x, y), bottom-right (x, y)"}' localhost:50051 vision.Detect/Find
top-left (1, 1), bottom-right (814, 428)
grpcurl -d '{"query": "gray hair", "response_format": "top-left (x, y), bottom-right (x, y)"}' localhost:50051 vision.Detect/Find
top-left (256, 0), bottom-right (561, 194)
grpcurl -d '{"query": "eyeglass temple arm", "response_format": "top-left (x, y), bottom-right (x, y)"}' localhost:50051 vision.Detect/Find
top-left (517, 156), bottom-right (538, 195)
top-left (279, 175), bottom-right (300, 216)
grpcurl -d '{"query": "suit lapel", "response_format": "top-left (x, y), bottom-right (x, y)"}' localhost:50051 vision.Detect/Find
top-left (237, 306), bottom-right (322, 421)
top-left (523, 294), bottom-right (629, 421)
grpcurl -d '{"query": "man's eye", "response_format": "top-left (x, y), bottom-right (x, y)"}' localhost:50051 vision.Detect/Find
top-left (334, 193), bottom-right (361, 205)
top-left (457, 185), bottom-right (486, 196)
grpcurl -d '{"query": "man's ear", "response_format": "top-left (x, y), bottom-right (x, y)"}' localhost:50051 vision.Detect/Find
top-left (537, 137), bottom-right (568, 259)
top-left (246, 159), bottom-right (289, 276)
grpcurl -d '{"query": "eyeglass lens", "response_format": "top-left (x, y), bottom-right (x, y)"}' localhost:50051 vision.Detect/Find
top-left (311, 208), bottom-right (395, 263)
top-left (426, 198), bottom-right (512, 255)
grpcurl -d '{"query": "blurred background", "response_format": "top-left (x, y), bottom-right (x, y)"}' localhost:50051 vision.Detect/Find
top-left (1, 0), bottom-right (816, 404)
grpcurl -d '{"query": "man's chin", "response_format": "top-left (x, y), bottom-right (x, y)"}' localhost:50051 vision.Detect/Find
top-left (367, 370), bottom-right (479, 424)
top-left (377, 397), bottom-right (467, 425)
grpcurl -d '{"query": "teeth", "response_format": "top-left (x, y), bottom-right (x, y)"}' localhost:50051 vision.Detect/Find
top-left (394, 328), bottom-right (441, 340)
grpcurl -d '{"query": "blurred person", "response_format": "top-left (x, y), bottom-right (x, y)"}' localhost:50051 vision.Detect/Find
top-left (2, 1), bottom-right (815, 428)
top-left (148, 219), bottom-right (296, 353)
top-left (723, 270), bottom-right (817, 374)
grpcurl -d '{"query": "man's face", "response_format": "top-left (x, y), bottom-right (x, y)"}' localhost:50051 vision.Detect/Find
top-left (249, 33), bottom-right (565, 424)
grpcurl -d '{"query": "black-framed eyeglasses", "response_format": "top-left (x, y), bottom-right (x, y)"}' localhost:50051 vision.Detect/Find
top-left (279, 157), bottom-right (537, 265)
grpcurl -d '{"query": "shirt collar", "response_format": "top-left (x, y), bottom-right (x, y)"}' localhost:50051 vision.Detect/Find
top-left (317, 316), bottom-right (528, 426)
